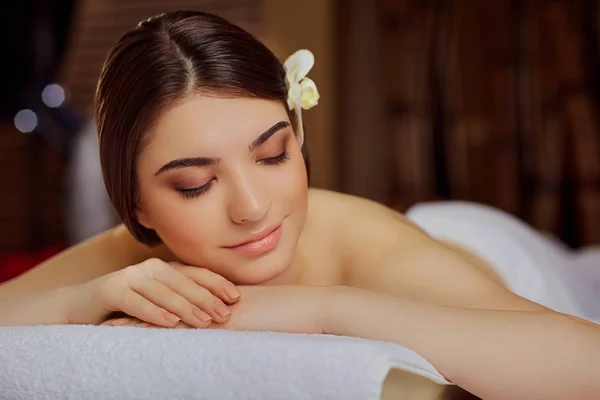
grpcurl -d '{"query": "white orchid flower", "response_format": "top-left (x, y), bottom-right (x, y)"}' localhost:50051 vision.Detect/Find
top-left (283, 49), bottom-right (320, 147)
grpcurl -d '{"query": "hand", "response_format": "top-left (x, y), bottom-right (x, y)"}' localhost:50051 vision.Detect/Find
top-left (101, 315), bottom-right (193, 329)
top-left (100, 285), bottom-right (329, 335)
top-left (67, 258), bottom-right (240, 328)
top-left (210, 285), bottom-right (329, 335)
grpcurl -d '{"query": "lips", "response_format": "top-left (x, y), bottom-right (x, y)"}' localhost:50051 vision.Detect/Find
top-left (226, 224), bottom-right (281, 248)
top-left (225, 223), bottom-right (283, 256)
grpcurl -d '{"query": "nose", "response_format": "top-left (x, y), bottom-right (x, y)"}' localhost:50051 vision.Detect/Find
top-left (227, 173), bottom-right (270, 224)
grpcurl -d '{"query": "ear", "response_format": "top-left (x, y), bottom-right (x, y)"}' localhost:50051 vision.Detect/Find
top-left (135, 206), bottom-right (153, 230)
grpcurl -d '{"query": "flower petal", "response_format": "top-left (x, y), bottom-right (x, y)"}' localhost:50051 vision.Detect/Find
top-left (284, 49), bottom-right (315, 82)
top-left (300, 78), bottom-right (320, 109)
top-left (287, 81), bottom-right (302, 110)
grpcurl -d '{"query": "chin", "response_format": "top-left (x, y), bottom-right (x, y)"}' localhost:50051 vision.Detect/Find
top-left (224, 228), bottom-right (299, 285)
top-left (227, 249), bottom-right (294, 285)
top-left (169, 241), bottom-right (295, 285)
top-left (221, 217), bottom-right (302, 285)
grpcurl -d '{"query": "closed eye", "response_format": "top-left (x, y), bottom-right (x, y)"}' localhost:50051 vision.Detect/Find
top-left (176, 179), bottom-right (215, 199)
top-left (260, 150), bottom-right (289, 165)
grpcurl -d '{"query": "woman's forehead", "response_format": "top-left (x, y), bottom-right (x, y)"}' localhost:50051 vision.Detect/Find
top-left (141, 95), bottom-right (291, 160)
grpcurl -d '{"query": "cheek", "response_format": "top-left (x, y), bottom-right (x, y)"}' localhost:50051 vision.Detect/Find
top-left (138, 184), bottom-right (220, 254)
top-left (279, 148), bottom-right (309, 213)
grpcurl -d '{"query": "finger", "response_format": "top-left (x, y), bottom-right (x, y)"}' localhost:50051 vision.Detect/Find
top-left (101, 318), bottom-right (133, 326)
top-left (105, 316), bottom-right (189, 329)
top-left (131, 277), bottom-right (214, 328)
top-left (153, 267), bottom-right (233, 323)
top-left (119, 290), bottom-right (183, 328)
top-left (170, 262), bottom-right (241, 304)
top-left (133, 319), bottom-right (155, 328)
top-left (173, 321), bottom-right (195, 329)
top-left (102, 317), bottom-right (148, 328)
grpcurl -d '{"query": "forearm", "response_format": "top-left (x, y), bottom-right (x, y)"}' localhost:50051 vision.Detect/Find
top-left (0, 225), bottom-right (173, 297)
top-left (0, 286), bottom-right (75, 326)
top-left (0, 281), bottom-right (113, 327)
top-left (325, 286), bottom-right (600, 400)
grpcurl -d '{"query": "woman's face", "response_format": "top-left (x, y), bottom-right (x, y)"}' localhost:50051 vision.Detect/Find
top-left (135, 95), bottom-right (308, 284)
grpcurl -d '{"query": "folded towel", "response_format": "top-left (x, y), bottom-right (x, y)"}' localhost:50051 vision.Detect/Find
top-left (0, 325), bottom-right (450, 400)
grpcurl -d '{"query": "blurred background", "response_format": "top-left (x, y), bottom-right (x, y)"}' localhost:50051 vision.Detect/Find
top-left (1, 0), bottom-right (599, 283)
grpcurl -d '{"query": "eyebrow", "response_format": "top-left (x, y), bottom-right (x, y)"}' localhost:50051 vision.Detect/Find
top-left (154, 156), bottom-right (219, 176)
top-left (154, 120), bottom-right (290, 176)
top-left (249, 120), bottom-right (290, 151)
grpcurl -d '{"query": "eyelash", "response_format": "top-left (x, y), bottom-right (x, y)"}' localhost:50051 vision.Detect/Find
top-left (177, 180), bottom-right (214, 199)
top-left (175, 150), bottom-right (290, 199)
top-left (260, 150), bottom-right (289, 165)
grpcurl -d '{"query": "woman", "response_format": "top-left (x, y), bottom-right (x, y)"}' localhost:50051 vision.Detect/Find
top-left (1, 11), bottom-right (599, 399)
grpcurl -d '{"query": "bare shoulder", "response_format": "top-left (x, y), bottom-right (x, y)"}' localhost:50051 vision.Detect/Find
top-left (303, 189), bottom-right (437, 275)
top-left (306, 188), bottom-right (431, 249)
top-left (0, 224), bottom-right (175, 296)
top-left (306, 190), bottom-right (542, 311)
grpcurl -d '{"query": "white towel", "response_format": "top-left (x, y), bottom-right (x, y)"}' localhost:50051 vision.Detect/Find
top-left (0, 325), bottom-right (450, 400)
top-left (406, 201), bottom-right (600, 320)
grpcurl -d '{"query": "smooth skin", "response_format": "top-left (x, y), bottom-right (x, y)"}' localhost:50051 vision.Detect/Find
top-left (1, 95), bottom-right (599, 399)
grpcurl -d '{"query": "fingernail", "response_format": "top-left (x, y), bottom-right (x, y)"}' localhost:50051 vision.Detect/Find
top-left (214, 303), bottom-right (232, 319)
top-left (165, 312), bottom-right (181, 323)
top-left (193, 307), bottom-right (213, 323)
top-left (224, 283), bottom-right (240, 300)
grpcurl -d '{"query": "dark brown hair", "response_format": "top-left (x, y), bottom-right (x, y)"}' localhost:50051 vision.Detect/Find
top-left (96, 11), bottom-right (309, 246)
